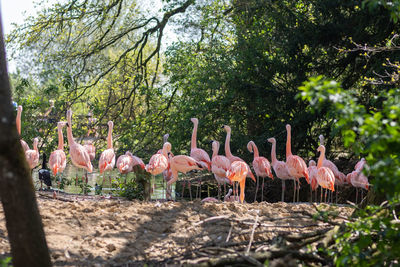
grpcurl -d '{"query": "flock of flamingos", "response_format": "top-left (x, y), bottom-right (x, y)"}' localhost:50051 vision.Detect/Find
top-left (17, 105), bottom-right (369, 204)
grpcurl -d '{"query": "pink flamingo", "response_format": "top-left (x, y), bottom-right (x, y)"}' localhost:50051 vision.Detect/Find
top-left (223, 188), bottom-right (237, 202)
top-left (347, 158), bottom-right (369, 203)
top-left (222, 125), bottom-right (256, 199)
top-left (25, 137), bottom-right (39, 171)
top-left (99, 121), bottom-right (116, 185)
top-left (158, 134), bottom-right (174, 200)
top-left (319, 135), bottom-right (346, 202)
top-left (116, 151), bottom-right (134, 183)
top-left (267, 137), bottom-right (292, 202)
top-left (211, 140), bottom-right (231, 200)
top-left (247, 141), bottom-right (273, 202)
top-left (16, 105), bottom-right (29, 152)
top-left (146, 142), bottom-right (169, 175)
top-left (285, 124), bottom-right (309, 202)
top-left (66, 109), bottom-right (93, 186)
top-left (316, 145), bottom-right (335, 203)
top-left (49, 122), bottom-right (67, 186)
top-left (308, 160), bottom-right (319, 202)
top-left (84, 140), bottom-right (96, 162)
top-left (166, 142), bottom-right (203, 200)
top-left (190, 118), bottom-right (211, 198)
top-left (226, 161), bottom-right (249, 204)
top-left (130, 154), bottom-right (145, 170)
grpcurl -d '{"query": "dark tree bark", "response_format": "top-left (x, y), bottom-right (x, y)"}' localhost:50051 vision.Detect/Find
top-left (0, 14), bottom-right (52, 267)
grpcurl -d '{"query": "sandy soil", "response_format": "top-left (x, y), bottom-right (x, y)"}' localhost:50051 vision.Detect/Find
top-left (0, 192), bottom-right (354, 266)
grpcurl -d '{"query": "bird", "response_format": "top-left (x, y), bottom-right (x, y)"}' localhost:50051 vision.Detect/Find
top-left (38, 153), bottom-right (52, 190)
top-left (84, 140), bottom-right (96, 162)
top-left (267, 137), bottom-right (292, 202)
top-left (130, 153), bottom-right (145, 170)
top-left (319, 135), bottom-right (346, 202)
top-left (99, 121), bottom-right (116, 186)
top-left (25, 137), bottom-right (39, 171)
top-left (211, 140), bottom-right (231, 200)
top-left (16, 105), bottom-right (29, 152)
top-left (166, 142), bottom-right (203, 201)
top-left (49, 122), bottom-right (67, 187)
top-left (66, 109), bottom-right (93, 187)
top-left (190, 118), bottom-right (212, 199)
top-left (226, 161), bottom-right (249, 204)
top-left (223, 188), bottom-right (237, 202)
top-left (285, 124), bottom-right (309, 202)
top-left (247, 141), bottom-right (273, 202)
top-left (116, 151), bottom-right (135, 183)
top-left (316, 145), bottom-right (335, 203)
top-left (145, 142), bottom-right (169, 175)
top-left (347, 158), bottom-right (369, 203)
top-left (308, 160), bottom-right (319, 202)
top-left (159, 134), bottom-right (174, 200)
top-left (222, 125), bottom-right (256, 200)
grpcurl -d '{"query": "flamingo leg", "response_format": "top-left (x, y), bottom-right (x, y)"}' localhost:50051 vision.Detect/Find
top-left (355, 188), bottom-right (358, 204)
top-left (218, 183), bottom-right (221, 201)
top-left (261, 177), bottom-right (265, 202)
top-left (181, 180), bottom-right (186, 200)
top-left (336, 185), bottom-right (338, 204)
top-left (315, 188), bottom-right (318, 203)
top-left (199, 177), bottom-right (202, 199)
top-left (324, 189), bottom-right (327, 203)
top-left (281, 180), bottom-right (285, 202)
top-left (188, 181), bottom-right (192, 201)
top-left (361, 189), bottom-right (364, 203)
top-left (254, 175), bottom-right (259, 202)
top-left (320, 188), bottom-right (323, 203)
top-left (239, 179), bottom-right (245, 204)
top-left (223, 183), bottom-right (227, 200)
top-left (293, 180), bottom-right (296, 203)
top-left (297, 180), bottom-right (300, 202)
top-left (310, 186), bottom-right (312, 203)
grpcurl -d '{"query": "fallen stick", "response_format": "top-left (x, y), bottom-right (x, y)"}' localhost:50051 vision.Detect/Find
top-left (246, 213), bottom-right (259, 253)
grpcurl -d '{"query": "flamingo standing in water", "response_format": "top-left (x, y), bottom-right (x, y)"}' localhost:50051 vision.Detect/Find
top-left (319, 135), bottom-right (346, 202)
top-left (166, 142), bottom-right (203, 200)
top-left (316, 145), bottom-right (335, 202)
top-left (222, 125), bottom-right (256, 199)
top-left (247, 141), bottom-right (273, 202)
top-left (66, 109), bottom-right (93, 186)
top-left (211, 140), bottom-right (231, 200)
top-left (16, 105), bottom-right (29, 152)
top-left (226, 161), bottom-right (249, 204)
top-left (49, 122), bottom-right (67, 186)
top-left (99, 121), bottom-right (116, 186)
top-left (308, 160), bottom-right (319, 202)
top-left (285, 124), bottom-right (309, 202)
top-left (190, 118), bottom-right (211, 198)
top-left (267, 137), bottom-right (292, 202)
top-left (25, 137), bottom-right (39, 172)
top-left (84, 140), bottom-right (96, 162)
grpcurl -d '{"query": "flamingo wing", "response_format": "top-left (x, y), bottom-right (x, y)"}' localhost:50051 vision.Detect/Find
top-left (191, 148), bottom-right (211, 171)
top-left (49, 150), bottom-right (67, 175)
top-left (70, 144), bottom-right (93, 172)
top-left (287, 155), bottom-right (309, 183)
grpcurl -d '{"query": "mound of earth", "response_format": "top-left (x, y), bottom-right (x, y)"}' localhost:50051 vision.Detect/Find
top-left (0, 192), bottom-right (353, 266)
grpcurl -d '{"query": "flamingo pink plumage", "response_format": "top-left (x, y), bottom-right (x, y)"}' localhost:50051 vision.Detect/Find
top-left (267, 137), bottom-right (292, 202)
top-left (316, 145), bottom-right (335, 202)
top-left (211, 140), bottom-right (231, 200)
top-left (308, 160), bottom-right (318, 202)
top-left (347, 158), bottom-right (369, 203)
top-left (25, 137), bottom-right (39, 170)
top-left (145, 142), bottom-right (169, 175)
top-left (84, 140), bottom-right (96, 162)
top-left (190, 118), bottom-right (211, 171)
top-left (319, 135), bottom-right (346, 185)
top-left (49, 122), bottom-right (67, 176)
top-left (130, 153), bottom-right (145, 170)
top-left (285, 124), bottom-right (309, 202)
top-left (222, 125), bottom-right (256, 182)
top-left (166, 142), bottom-right (203, 189)
top-left (99, 121), bottom-right (116, 185)
top-left (247, 141), bottom-right (273, 202)
top-left (117, 151), bottom-right (134, 174)
top-left (158, 134), bottom-right (173, 199)
top-left (16, 105), bottom-right (29, 152)
top-left (66, 109), bottom-right (93, 184)
top-left (226, 161), bottom-right (249, 204)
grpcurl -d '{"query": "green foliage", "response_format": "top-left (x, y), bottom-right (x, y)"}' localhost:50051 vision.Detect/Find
top-left (112, 174), bottom-right (145, 200)
top-left (0, 257), bottom-right (12, 267)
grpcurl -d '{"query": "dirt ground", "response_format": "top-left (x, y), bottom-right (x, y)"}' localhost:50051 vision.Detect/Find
top-left (0, 192), bottom-right (354, 266)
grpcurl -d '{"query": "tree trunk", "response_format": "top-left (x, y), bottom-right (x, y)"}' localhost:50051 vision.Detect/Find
top-left (0, 14), bottom-right (52, 267)
top-left (132, 165), bottom-right (151, 201)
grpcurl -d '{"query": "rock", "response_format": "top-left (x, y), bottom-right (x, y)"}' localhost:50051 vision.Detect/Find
top-left (106, 244), bottom-right (116, 252)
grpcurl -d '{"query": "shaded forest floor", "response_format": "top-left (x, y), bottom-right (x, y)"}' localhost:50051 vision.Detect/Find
top-left (0, 192), bottom-right (354, 266)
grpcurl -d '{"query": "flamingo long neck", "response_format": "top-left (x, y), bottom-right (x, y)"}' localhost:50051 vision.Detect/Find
top-left (317, 149), bottom-right (325, 168)
top-left (57, 125), bottom-right (64, 150)
top-left (286, 127), bottom-right (292, 157)
top-left (191, 121), bottom-right (198, 150)
top-left (250, 141), bottom-right (259, 158)
top-left (212, 142), bottom-right (219, 159)
top-left (224, 129), bottom-right (233, 157)
top-left (319, 135), bottom-right (325, 146)
top-left (33, 140), bottom-right (38, 153)
top-left (107, 125), bottom-right (113, 149)
top-left (66, 114), bottom-right (75, 146)
top-left (271, 140), bottom-right (277, 164)
top-left (16, 108), bottom-right (22, 135)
